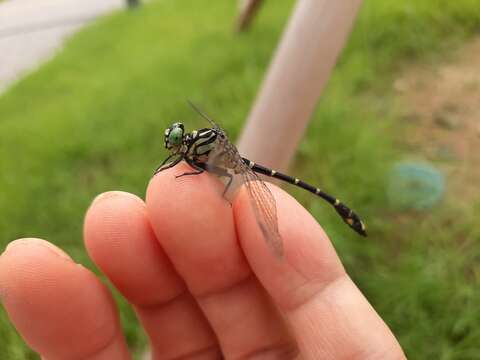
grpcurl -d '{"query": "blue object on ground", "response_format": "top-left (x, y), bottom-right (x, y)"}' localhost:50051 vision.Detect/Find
top-left (387, 161), bottom-right (445, 210)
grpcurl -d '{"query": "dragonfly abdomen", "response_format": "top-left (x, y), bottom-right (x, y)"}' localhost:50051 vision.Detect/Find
top-left (242, 158), bottom-right (367, 237)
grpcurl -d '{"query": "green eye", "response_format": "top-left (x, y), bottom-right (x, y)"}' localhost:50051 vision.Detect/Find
top-left (168, 127), bottom-right (183, 146)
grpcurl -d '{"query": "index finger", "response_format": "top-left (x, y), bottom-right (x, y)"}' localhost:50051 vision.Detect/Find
top-left (146, 162), bottom-right (294, 357)
top-left (234, 185), bottom-right (406, 359)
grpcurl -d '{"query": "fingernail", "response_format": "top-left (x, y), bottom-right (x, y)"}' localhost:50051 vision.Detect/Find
top-left (3, 238), bottom-right (72, 261)
top-left (91, 191), bottom-right (144, 207)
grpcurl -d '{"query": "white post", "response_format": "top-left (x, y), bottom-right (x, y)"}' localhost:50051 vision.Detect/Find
top-left (237, 0), bottom-right (363, 172)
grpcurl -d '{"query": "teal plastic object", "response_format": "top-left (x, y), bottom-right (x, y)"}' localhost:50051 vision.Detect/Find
top-left (387, 162), bottom-right (445, 210)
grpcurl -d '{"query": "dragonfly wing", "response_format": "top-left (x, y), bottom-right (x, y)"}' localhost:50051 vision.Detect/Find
top-left (204, 135), bottom-right (244, 201)
top-left (242, 167), bottom-right (284, 258)
top-left (187, 101), bottom-right (225, 132)
top-left (202, 127), bottom-right (283, 258)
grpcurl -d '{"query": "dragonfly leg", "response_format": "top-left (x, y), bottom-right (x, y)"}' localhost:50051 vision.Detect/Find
top-left (154, 155), bottom-right (182, 175)
top-left (175, 159), bottom-right (205, 178)
top-left (203, 164), bottom-right (233, 202)
top-left (222, 173), bottom-right (233, 198)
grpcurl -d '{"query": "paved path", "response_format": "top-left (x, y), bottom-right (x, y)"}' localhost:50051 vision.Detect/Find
top-left (0, 0), bottom-right (124, 93)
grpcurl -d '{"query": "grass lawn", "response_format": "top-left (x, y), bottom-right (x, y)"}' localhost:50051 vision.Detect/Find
top-left (1, 0), bottom-right (479, 358)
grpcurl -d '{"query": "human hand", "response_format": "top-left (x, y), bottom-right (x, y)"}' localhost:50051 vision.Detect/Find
top-left (0, 162), bottom-right (405, 359)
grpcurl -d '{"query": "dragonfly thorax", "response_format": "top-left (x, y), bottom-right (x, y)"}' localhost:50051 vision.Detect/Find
top-left (185, 128), bottom-right (218, 162)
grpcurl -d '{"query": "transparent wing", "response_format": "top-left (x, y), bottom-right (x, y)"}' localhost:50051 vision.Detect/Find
top-left (205, 137), bottom-right (283, 258)
top-left (187, 100), bottom-right (224, 132)
top-left (241, 165), bottom-right (284, 258)
top-left (190, 100), bottom-right (284, 258)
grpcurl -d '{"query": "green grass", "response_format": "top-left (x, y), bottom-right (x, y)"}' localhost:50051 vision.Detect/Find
top-left (1, 0), bottom-right (479, 358)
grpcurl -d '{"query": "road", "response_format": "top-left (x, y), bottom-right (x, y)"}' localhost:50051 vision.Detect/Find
top-left (0, 0), bottom-right (124, 93)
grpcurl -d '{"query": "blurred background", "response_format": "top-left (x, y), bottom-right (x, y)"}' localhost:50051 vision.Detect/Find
top-left (0, 0), bottom-right (479, 358)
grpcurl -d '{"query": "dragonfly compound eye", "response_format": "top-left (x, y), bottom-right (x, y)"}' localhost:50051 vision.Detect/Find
top-left (167, 126), bottom-right (184, 147)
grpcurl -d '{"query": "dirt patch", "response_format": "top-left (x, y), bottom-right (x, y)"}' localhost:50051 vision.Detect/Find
top-left (394, 38), bottom-right (480, 202)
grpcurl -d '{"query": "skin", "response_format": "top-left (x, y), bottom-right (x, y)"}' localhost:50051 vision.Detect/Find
top-left (0, 162), bottom-right (406, 359)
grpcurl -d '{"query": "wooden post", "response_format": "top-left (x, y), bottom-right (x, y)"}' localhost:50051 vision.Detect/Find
top-left (236, 0), bottom-right (264, 32)
top-left (237, 0), bottom-right (363, 172)
top-left (127, 0), bottom-right (140, 8)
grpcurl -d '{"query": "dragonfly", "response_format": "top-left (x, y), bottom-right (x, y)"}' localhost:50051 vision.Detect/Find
top-left (154, 102), bottom-right (366, 258)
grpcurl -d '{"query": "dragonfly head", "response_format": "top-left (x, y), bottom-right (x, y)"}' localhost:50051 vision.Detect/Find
top-left (164, 122), bottom-right (185, 152)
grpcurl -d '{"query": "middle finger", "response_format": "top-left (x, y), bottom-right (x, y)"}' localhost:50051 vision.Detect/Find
top-left (84, 191), bottom-right (220, 359)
